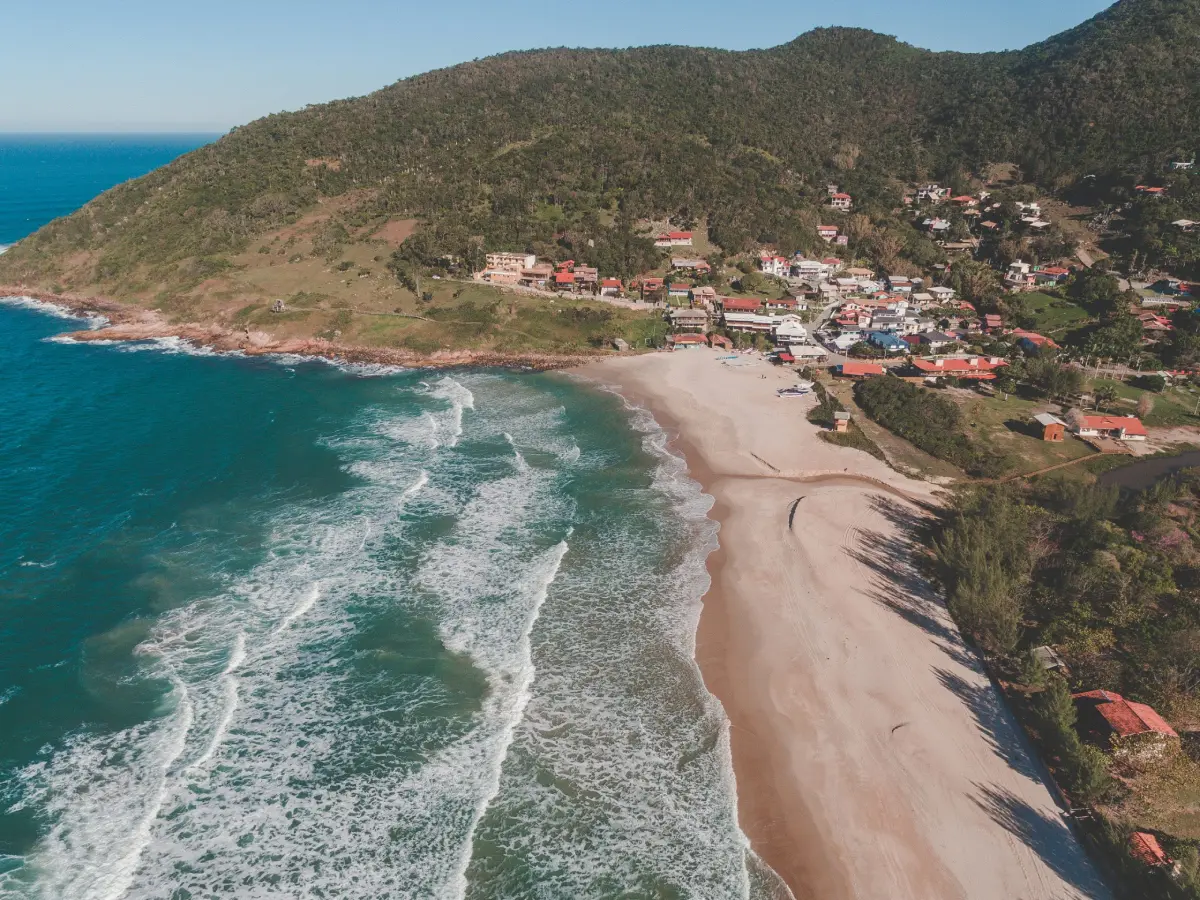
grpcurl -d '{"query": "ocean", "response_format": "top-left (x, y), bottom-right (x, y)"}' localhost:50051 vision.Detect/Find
top-left (0, 140), bottom-right (788, 898)
top-left (0, 134), bottom-right (216, 247)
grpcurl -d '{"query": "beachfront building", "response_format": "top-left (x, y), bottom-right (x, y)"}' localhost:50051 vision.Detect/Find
top-left (722, 313), bottom-right (776, 334)
top-left (669, 308), bottom-right (710, 333)
top-left (772, 317), bottom-right (808, 344)
top-left (667, 333), bottom-right (708, 350)
top-left (1073, 415), bottom-right (1148, 442)
top-left (1073, 690), bottom-right (1179, 761)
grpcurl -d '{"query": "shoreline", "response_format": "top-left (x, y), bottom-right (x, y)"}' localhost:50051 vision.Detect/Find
top-left (0, 287), bottom-right (607, 372)
top-left (576, 348), bottom-right (1111, 900)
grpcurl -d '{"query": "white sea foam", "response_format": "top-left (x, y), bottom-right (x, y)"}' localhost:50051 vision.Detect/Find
top-left (2, 372), bottom-right (780, 899)
top-left (0, 244), bottom-right (11, 254)
top-left (1, 295), bottom-right (109, 329)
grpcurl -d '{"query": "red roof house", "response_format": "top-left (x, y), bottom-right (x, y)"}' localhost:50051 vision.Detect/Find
top-left (1073, 690), bottom-right (1179, 753)
top-left (983, 314), bottom-right (1003, 332)
top-left (911, 357), bottom-right (1007, 380)
top-left (554, 272), bottom-right (576, 286)
top-left (1012, 329), bottom-right (1061, 350)
top-left (1075, 415), bottom-right (1148, 441)
top-left (1129, 832), bottom-right (1171, 868)
top-left (668, 333), bottom-right (708, 349)
top-left (601, 278), bottom-right (622, 289)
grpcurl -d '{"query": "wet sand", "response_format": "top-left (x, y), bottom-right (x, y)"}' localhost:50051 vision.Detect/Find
top-left (577, 348), bottom-right (1111, 900)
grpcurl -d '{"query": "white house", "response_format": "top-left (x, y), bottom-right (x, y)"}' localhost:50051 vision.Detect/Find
top-left (830, 193), bottom-right (853, 211)
top-left (1005, 261), bottom-right (1036, 292)
top-left (654, 231), bottom-right (694, 247)
top-left (723, 313), bottom-right (776, 333)
top-left (929, 286), bottom-right (956, 303)
top-left (1075, 415), bottom-right (1148, 442)
top-left (817, 226), bottom-right (839, 242)
top-left (759, 254), bottom-right (791, 278)
top-left (772, 316), bottom-right (808, 344)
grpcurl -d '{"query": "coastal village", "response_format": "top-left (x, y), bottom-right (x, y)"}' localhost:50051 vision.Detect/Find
top-left (472, 173), bottom-right (1200, 895)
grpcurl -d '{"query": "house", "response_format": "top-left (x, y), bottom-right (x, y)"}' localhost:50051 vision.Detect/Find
top-left (887, 274), bottom-right (917, 293)
top-left (600, 278), bottom-right (623, 297)
top-left (829, 331), bottom-right (865, 351)
top-left (1005, 261), bottom-right (1036, 291)
top-left (759, 254), bottom-right (791, 278)
top-left (835, 234), bottom-right (850, 246)
top-left (1139, 311), bottom-right (1173, 333)
top-left (669, 308), bottom-right (710, 333)
top-left (910, 356), bottom-right (1007, 380)
top-left (655, 231), bottom-right (694, 247)
top-left (635, 277), bottom-right (665, 299)
top-left (1013, 329), bottom-right (1060, 352)
top-left (1034, 413), bottom-right (1067, 442)
top-left (1030, 645), bottom-right (1067, 672)
top-left (486, 252), bottom-right (537, 272)
top-left (928, 286), bottom-right (956, 304)
top-left (1074, 415), bottom-right (1148, 441)
top-left (573, 266), bottom-right (599, 286)
top-left (950, 195), bottom-right (979, 208)
top-left (481, 269), bottom-right (521, 285)
top-left (1129, 833), bottom-right (1172, 870)
top-left (1172, 219), bottom-right (1198, 233)
top-left (708, 333), bottom-right (733, 350)
top-left (1073, 689), bottom-right (1179, 759)
top-left (817, 225), bottom-right (839, 242)
top-left (822, 257), bottom-right (845, 273)
top-left (868, 331), bottom-right (909, 353)
top-left (984, 314), bottom-right (1004, 333)
top-left (668, 333), bottom-right (708, 350)
top-left (1135, 185), bottom-right (1167, 198)
top-left (772, 316), bottom-right (808, 344)
top-left (917, 184), bottom-right (948, 203)
top-left (830, 193), bottom-right (853, 211)
top-left (921, 217), bottom-right (951, 235)
top-left (1169, 159), bottom-right (1196, 171)
top-left (833, 411), bottom-right (851, 433)
top-left (719, 297), bottom-right (763, 313)
top-left (1035, 266), bottom-right (1071, 286)
top-left (672, 257), bottom-right (712, 275)
top-left (554, 271), bottom-right (577, 290)
top-left (836, 362), bottom-right (885, 378)
top-left (691, 286), bottom-right (718, 308)
top-left (870, 311), bottom-right (907, 333)
top-left (519, 264), bottom-right (554, 288)
top-left (911, 331), bottom-right (958, 351)
top-left (835, 277), bottom-right (860, 296)
top-left (667, 283), bottom-right (693, 299)
top-left (722, 312), bottom-right (776, 333)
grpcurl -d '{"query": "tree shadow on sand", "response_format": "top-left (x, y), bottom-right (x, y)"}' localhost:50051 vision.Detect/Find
top-left (844, 498), bottom-right (976, 670)
top-left (971, 783), bottom-right (1111, 899)
top-left (934, 667), bottom-right (1044, 782)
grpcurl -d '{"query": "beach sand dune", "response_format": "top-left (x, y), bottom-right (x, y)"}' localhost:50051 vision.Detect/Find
top-left (578, 348), bottom-right (1110, 900)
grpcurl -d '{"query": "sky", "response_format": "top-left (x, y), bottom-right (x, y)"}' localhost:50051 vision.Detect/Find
top-left (3, 0), bottom-right (1112, 132)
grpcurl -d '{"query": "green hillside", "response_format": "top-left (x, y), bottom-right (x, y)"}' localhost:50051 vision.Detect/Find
top-left (2, 0), bottom-right (1198, 301)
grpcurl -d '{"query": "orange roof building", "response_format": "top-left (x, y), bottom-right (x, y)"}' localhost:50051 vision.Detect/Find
top-left (1073, 690), bottom-right (1178, 739)
top-left (1075, 415), bottom-right (1148, 441)
top-left (1129, 832), bottom-right (1171, 868)
top-left (911, 357), bottom-right (1007, 380)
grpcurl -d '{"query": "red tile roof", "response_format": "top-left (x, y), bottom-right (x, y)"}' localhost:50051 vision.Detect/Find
top-left (554, 272), bottom-right (575, 284)
top-left (1073, 690), bottom-right (1177, 737)
top-left (670, 333), bottom-right (707, 345)
top-left (1129, 832), bottom-right (1170, 867)
top-left (1080, 416), bottom-right (1148, 437)
top-left (838, 363), bottom-right (884, 377)
top-left (1012, 329), bottom-right (1060, 349)
top-left (912, 357), bottom-right (1007, 379)
top-left (601, 278), bottom-right (622, 288)
top-left (832, 193), bottom-right (852, 200)
top-left (818, 225), bottom-right (839, 233)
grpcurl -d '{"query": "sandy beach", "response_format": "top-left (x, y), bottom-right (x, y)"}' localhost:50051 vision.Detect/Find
top-left (579, 347), bottom-right (1111, 900)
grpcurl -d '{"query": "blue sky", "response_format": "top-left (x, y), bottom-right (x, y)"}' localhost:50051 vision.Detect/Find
top-left (3, 0), bottom-right (1112, 132)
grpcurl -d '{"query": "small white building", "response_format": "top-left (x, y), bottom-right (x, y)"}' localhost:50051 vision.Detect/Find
top-left (772, 316), bottom-right (808, 344)
top-left (722, 312), bottom-right (776, 333)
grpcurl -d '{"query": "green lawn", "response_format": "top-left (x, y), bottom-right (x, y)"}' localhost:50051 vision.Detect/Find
top-left (952, 389), bottom-right (1097, 474)
top-left (1021, 292), bottom-right (1092, 337)
top-left (1091, 378), bottom-right (1200, 427)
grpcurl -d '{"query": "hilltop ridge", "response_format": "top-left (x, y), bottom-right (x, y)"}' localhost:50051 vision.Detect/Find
top-left (1, 0), bottom-right (1197, 352)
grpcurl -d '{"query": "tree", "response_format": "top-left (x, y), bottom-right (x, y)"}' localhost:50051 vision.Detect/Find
top-left (1137, 392), bottom-right (1155, 418)
top-left (1068, 268), bottom-right (1122, 316)
top-left (1093, 384), bottom-right (1119, 411)
top-left (950, 259), bottom-right (1002, 307)
top-left (871, 230), bottom-right (906, 272)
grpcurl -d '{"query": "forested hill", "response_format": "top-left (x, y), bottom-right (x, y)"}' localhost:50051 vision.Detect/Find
top-left (3, 0), bottom-right (1199, 294)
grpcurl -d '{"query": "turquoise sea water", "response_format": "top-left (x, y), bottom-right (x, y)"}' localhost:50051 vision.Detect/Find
top-left (0, 138), bottom-right (788, 898)
top-left (0, 134), bottom-right (216, 246)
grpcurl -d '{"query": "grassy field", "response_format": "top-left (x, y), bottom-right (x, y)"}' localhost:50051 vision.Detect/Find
top-left (1021, 292), bottom-right (1092, 338)
top-left (950, 388), bottom-right (1098, 474)
top-left (1091, 378), bottom-right (1200, 428)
